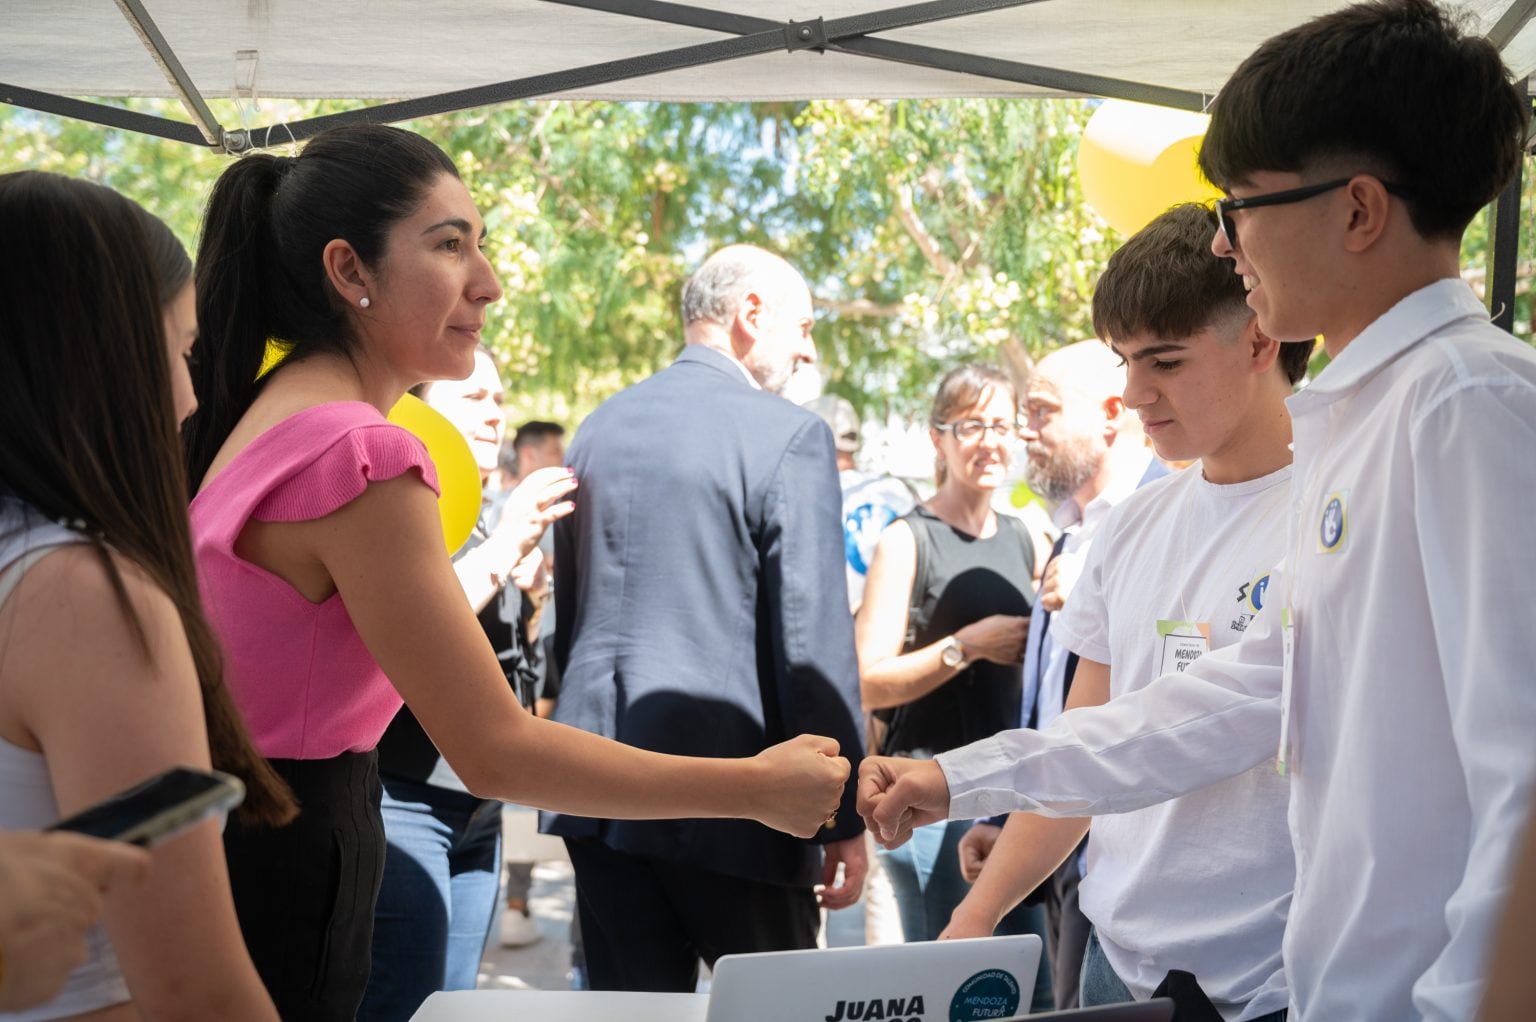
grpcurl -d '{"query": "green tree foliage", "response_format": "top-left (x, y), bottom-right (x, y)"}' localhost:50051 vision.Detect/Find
top-left (435, 102), bottom-right (801, 421)
top-left (3, 98), bottom-right (1529, 425)
top-left (776, 99), bottom-right (1115, 419)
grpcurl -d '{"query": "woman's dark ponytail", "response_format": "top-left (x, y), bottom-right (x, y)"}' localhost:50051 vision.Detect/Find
top-left (183, 154), bottom-right (288, 488)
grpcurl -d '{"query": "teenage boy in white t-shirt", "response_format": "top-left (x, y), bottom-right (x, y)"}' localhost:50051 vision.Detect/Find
top-left (858, 3), bottom-right (1536, 1019)
top-left (943, 204), bottom-right (1304, 1021)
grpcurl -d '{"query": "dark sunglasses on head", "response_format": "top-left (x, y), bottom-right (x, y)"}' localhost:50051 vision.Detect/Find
top-left (1214, 177), bottom-right (1410, 250)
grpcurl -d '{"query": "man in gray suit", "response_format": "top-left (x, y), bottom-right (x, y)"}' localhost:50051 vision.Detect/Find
top-left (545, 245), bottom-right (867, 992)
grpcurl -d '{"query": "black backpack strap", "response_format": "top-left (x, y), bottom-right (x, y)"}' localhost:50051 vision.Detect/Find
top-left (871, 508), bottom-right (934, 756)
top-left (903, 508), bottom-right (935, 651)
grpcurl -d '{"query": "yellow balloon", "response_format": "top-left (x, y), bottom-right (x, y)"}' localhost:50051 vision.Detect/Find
top-left (1077, 100), bottom-right (1224, 237)
top-left (255, 341), bottom-right (478, 552)
top-left (387, 393), bottom-right (481, 554)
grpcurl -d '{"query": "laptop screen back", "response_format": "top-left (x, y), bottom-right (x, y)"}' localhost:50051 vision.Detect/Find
top-left (705, 934), bottom-right (1042, 1022)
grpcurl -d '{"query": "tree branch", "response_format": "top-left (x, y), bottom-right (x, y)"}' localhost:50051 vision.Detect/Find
top-left (816, 297), bottom-right (905, 318)
top-left (893, 177), bottom-right (954, 277)
top-left (913, 166), bottom-right (977, 264)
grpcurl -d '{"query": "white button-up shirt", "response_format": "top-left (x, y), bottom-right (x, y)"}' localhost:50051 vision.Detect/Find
top-left (939, 280), bottom-right (1536, 1021)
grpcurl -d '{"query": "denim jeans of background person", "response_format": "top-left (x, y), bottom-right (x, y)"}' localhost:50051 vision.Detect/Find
top-left (360, 781), bottom-right (502, 1014)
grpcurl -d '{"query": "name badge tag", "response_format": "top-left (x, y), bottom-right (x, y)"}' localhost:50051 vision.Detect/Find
top-left (1278, 607), bottom-right (1296, 776)
top-left (1157, 620), bottom-right (1211, 676)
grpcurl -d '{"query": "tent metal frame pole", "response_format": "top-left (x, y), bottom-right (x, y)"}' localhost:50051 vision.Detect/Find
top-left (824, 37), bottom-right (1205, 110)
top-left (237, 0), bottom-right (1042, 147)
top-left (1488, 159), bottom-right (1521, 333)
top-left (0, 81), bottom-right (206, 145)
top-left (1487, 92), bottom-right (1532, 334)
top-left (1488, 0), bottom-right (1536, 50)
top-left (113, 0), bottom-right (228, 148)
top-left (1490, 5), bottom-right (1536, 335)
top-left (540, 0), bottom-right (1048, 40)
top-left (550, 0), bottom-right (1207, 110)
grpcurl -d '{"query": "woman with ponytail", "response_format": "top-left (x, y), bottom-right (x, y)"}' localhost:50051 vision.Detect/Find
top-left (185, 124), bottom-right (851, 1018)
top-left (0, 171), bottom-right (292, 1020)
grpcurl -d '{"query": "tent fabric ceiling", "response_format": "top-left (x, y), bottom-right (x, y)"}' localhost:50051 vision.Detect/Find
top-left (0, 0), bottom-right (1529, 330)
top-left (3, 0), bottom-right (1534, 115)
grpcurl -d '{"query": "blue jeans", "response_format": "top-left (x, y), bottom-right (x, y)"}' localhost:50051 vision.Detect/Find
top-left (1080, 928), bottom-right (1136, 1007)
top-left (1081, 928), bottom-right (1288, 1021)
top-left (878, 818), bottom-right (1055, 1013)
top-left (358, 777), bottom-right (503, 1022)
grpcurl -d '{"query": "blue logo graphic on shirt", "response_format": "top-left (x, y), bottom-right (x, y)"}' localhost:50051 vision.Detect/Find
top-left (1319, 494), bottom-right (1347, 553)
top-left (845, 503), bottom-right (901, 576)
top-left (1249, 573), bottom-right (1271, 612)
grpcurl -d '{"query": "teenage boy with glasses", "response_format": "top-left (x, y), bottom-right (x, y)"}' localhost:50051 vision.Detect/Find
top-left (858, 2), bottom-right (1536, 1019)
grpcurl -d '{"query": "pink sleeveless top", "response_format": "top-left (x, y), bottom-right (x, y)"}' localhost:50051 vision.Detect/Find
top-left (190, 402), bottom-right (439, 760)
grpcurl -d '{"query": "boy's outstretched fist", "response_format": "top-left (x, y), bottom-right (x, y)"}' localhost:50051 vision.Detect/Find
top-left (857, 756), bottom-right (952, 848)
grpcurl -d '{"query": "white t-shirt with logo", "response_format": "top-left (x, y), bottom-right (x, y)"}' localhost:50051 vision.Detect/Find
top-left (839, 469), bottom-right (917, 610)
top-left (1050, 463), bottom-right (1293, 1021)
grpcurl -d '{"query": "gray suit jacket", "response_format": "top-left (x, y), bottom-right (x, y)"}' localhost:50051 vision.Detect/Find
top-left (543, 345), bottom-right (865, 886)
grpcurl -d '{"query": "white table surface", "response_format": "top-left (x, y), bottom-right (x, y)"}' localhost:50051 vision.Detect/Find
top-left (410, 990), bottom-right (710, 1022)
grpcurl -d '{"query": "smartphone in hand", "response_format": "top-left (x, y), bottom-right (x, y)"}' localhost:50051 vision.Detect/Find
top-left (47, 767), bottom-right (245, 847)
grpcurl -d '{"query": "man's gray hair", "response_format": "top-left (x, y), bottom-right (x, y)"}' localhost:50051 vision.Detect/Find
top-left (681, 244), bottom-right (798, 327)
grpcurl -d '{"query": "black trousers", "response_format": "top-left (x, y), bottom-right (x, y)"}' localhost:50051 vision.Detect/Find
top-left (1043, 838), bottom-right (1092, 1011)
top-left (564, 837), bottom-right (819, 993)
top-left (224, 750), bottom-right (385, 1022)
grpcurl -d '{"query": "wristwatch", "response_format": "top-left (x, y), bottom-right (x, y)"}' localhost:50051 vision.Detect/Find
top-left (940, 636), bottom-right (968, 669)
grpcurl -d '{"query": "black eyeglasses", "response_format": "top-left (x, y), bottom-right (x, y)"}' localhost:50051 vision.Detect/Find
top-left (934, 419), bottom-right (1022, 441)
top-left (1214, 177), bottom-right (1409, 250)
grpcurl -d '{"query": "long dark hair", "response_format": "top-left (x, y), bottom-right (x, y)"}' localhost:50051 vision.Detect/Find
top-left (184, 124), bottom-right (459, 486)
top-left (0, 171), bottom-right (295, 827)
top-left (133, 201), bottom-right (193, 305)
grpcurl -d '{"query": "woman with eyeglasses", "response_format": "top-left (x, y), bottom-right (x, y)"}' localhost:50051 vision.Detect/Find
top-left (854, 364), bottom-right (1047, 989)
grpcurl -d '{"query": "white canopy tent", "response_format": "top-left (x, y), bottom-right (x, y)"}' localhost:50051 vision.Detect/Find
top-left (5, 1), bottom-right (1535, 143)
top-left (2, 0), bottom-right (1533, 320)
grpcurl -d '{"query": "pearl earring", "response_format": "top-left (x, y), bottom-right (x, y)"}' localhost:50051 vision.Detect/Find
top-left (359, 296), bottom-right (370, 308)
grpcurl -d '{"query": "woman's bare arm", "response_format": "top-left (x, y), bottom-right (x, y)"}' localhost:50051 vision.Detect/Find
top-left (1, 548), bottom-right (277, 1021)
top-left (295, 475), bottom-right (847, 838)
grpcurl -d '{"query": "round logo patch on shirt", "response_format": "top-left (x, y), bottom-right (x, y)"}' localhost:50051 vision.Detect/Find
top-left (1318, 491), bottom-right (1348, 554)
top-left (949, 968), bottom-right (1020, 1021)
top-left (1248, 572), bottom-right (1271, 612)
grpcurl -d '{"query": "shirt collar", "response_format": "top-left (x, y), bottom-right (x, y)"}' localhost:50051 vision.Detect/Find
top-left (1296, 279), bottom-right (1487, 408)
